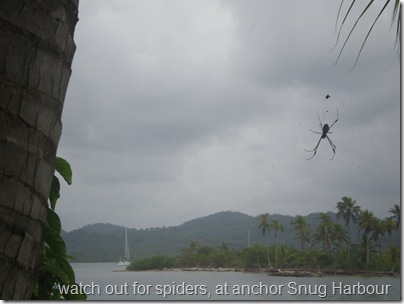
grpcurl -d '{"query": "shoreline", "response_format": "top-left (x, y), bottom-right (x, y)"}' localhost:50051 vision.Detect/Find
top-left (115, 267), bottom-right (399, 277)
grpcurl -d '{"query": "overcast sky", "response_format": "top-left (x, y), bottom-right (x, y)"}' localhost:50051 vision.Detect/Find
top-left (57, 0), bottom-right (400, 232)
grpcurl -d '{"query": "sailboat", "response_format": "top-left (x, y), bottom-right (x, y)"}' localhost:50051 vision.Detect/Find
top-left (116, 227), bottom-right (130, 266)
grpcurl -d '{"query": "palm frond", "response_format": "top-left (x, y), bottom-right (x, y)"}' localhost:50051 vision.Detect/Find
top-left (335, 0), bottom-right (345, 33)
top-left (335, 0), bottom-right (376, 66)
top-left (334, 0), bottom-right (401, 69)
top-left (331, 0), bottom-right (356, 51)
top-left (350, 0), bottom-right (391, 71)
top-left (391, 0), bottom-right (401, 48)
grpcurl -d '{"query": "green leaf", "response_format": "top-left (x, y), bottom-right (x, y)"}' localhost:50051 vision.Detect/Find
top-left (35, 156), bottom-right (85, 300)
top-left (49, 176), bottom-right (60, 210)
top-left (40, 253), bottom-right (70, 285)
top-left (55, 156), bottom-right (72, 185)
top-left (44, 209), bottom-right (67, 261)
top-left (47, 208), bottom-right (62, 234)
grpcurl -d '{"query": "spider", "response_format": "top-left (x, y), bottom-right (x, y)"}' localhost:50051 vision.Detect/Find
top-left (305, 109), bottom-right (338, 160)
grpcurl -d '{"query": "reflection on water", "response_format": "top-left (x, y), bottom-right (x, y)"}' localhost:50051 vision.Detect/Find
top-left (70, 263), bottom-right (400, 301)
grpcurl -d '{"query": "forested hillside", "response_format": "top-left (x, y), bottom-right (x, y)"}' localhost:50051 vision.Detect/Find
top-left (63, 210), bottom-right (399, 262)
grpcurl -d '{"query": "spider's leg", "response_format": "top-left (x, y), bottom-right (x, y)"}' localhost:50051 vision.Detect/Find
top-left (317, 113), bottom-right (323, 129)
top-left (326, 136), bottom-right (336, 160)
top-left (305, 151), bottom-right (317, 160)
top-left (308, 129), bottom-right (322, 134)
top-left (305, 136), bottom-right (322, 160)
top-left (328, 109), bottom-right (339, 130)
top-left (305, 136), bottom-right (322, 152)
top-left (326, 136), bottom-right (336, 151)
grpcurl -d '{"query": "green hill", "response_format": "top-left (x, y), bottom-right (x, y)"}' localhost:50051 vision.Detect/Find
top-left (63, 210), bottom-right (400, 262)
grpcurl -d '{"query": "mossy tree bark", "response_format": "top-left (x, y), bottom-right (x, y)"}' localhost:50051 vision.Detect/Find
top-left (0, 0), bottom-right (78, 299)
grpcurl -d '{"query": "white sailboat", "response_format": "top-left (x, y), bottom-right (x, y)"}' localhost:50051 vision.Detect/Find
top-left (116, 228), bottom-right (130, 266)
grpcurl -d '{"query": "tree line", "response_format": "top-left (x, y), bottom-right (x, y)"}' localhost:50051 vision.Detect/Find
top-left (128, 197), bottom-right (400, 273)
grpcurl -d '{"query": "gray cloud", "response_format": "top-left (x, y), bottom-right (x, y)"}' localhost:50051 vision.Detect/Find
top-left (57, 0), bottom-right (400, 231)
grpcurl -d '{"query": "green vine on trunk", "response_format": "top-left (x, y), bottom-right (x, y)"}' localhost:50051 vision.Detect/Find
top-left (31, 157), bottom-right (86, 300)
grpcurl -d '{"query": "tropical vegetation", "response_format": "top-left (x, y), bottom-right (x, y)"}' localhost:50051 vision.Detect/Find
top-left (32, 157), bottom-right (86, 300)
top-left (128, 198), bottom-right (400, 274)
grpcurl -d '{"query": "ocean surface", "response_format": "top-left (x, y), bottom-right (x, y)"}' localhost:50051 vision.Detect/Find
top-left (70, 263), bottom-right (400, 301)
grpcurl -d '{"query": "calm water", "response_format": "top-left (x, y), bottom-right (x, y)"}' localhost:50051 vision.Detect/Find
top-left (70, 263), bottom-right (400, 301)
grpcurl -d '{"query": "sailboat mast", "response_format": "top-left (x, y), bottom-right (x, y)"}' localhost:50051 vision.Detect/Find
top-left (125, 228), bottom-right (130, 260)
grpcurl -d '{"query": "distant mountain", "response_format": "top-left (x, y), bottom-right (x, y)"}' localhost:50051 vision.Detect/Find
top-left (63, 210), bottom-right (400, 262)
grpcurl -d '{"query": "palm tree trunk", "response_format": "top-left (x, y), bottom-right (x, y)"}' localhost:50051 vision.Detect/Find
top-left (0, 0), bottom-right (78, 299)
top-left (275, 237), bottom-right (278, 267)
top-left (266, 248), bottom-right (273, 268)
top-left (257, 253), bottom-right (262, 269)
top-left (274, 245), bottom-right (276, 267)
top-left (366, 236), bottom-right (370, 267)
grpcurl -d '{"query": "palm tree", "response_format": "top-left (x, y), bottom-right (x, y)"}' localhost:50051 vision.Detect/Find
top-left (358, 210), bottom-right (377, 234)
top-left (356, 233), bottom-right (380, 267)
top-left (336, 196), bottom-right (361, 254)
top-left (270, 219), bottom-right (284, 267)
top-left (336, 196), bottom-right (361, 230)
top-left (312, 213), bottom-right (334, 254)
top-left (290, 215), bottom-right (310, 250)
top-left (388, 204), bottom-right (400, 228)
top-left (0, 1), bottom-right (78, 300)
top-left (257, 214), bottom-right (272, 268)
top-left (332, 223), bottom-right (350, 254)
top-left (252, 243), bottom-right (264, 269)
top-left (384, 218), bottom-right (396, 243)
top-left (370, 218), bottom-right (385, 245)
top-left (384, 245), bottom-right (400, 272)
top-left (357, 210), bottom-right (378, 266)
top-left (257, 214), bottom-right (271, 236)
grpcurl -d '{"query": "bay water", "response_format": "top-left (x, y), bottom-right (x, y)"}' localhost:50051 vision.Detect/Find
top-left (70, 263), bottom-right (400, 301)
